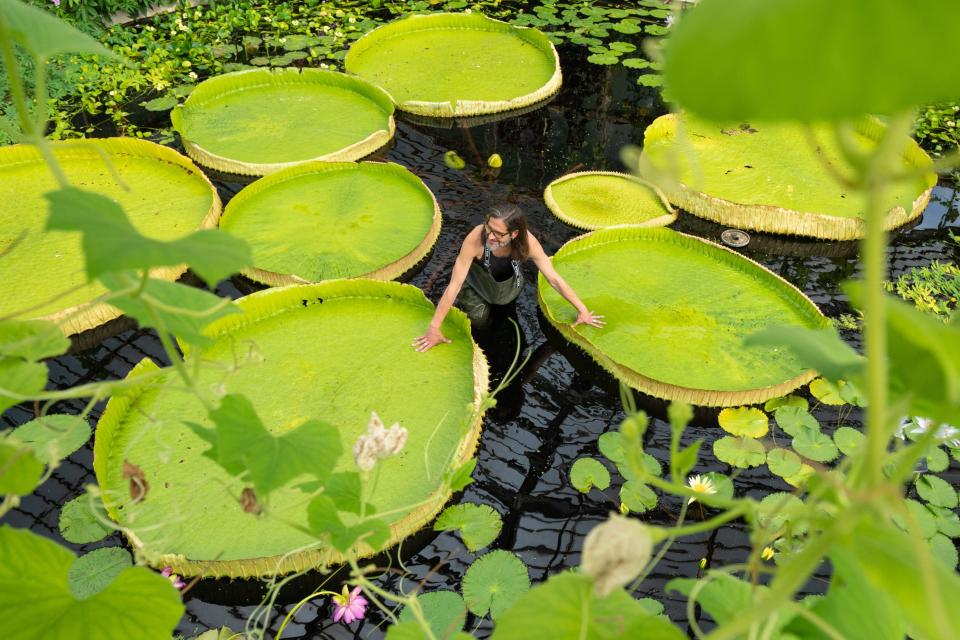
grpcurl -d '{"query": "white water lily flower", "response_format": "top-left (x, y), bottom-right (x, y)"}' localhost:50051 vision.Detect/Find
top-left (581, 513), bottom-right (653, 597)
top-left (352, 412), bottom-right (408, 471)
top-left (687, 474), bottom-right (716, 504)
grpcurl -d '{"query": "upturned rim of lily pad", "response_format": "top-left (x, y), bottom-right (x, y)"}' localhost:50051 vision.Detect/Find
top-left (94, 280), bottom-right (489, 578)
top-left (641, 114), bottom-right (935, 240)
top-left (345, 12), bottom-right (562, 118)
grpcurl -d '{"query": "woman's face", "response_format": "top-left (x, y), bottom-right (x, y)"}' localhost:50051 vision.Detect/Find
top-left (484, 218), bottom-right (516, 249)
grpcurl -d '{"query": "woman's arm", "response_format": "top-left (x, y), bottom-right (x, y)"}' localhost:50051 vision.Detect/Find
top-left (527, 233), bottom-right (605, 328)
top-left (414, 227), bottom-right (482, 351)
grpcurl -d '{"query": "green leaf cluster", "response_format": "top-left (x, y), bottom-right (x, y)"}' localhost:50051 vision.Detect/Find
top-left (188, 394), bottom-right (341, 500)
top-left (595, 419), bottom-right (662, 514)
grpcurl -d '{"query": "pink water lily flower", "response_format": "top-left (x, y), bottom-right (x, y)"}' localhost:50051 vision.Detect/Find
top-left (161, 566), bottom-right (186, 590)
top-left (331, 585), bottom-right (368, 624)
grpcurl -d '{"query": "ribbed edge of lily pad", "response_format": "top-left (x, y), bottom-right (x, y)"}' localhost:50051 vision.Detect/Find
top-left (170, 68), bottom-right (396, 176)
top-left (543, 170), bottom-right (677, 231)
top-left (537, 226), bottom-right (825, 407)
top-left (220, 161), bottom-right (442, 286)
top-left (0, 138), bottom-right (222, 336)
top-left (94, 280), bottom-right (489, 578)
top-left (398, 93), bottom-right (558, 128)
top-left (345, 12), bottom-right (562, 118)
top-left (642, 114), bottom-right (936, 240)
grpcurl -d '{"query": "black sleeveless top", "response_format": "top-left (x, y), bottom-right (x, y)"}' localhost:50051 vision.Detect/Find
top-left (479, 250), bottom-right (515, 282)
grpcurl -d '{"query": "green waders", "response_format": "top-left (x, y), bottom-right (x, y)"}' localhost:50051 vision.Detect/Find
top-left (456, 259), bottom-right (523, 329)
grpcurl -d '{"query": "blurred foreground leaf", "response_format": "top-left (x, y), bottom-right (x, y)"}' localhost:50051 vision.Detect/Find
top-left (0, 0), bottom-right (118, 61)
top-left (495, 572), bottom-right (683, 639)
top-left (663, 0), bottom-right (960, 121)
top-left (101, 273), bottom-right (239, 346)
top-left (0, 526), bottom-right (183, 639)
top-left (832, 517), bottom-right (960, 640)
top-left (188, 394), bottom-right (340, 498)
top-left (0, 442), bottom-right (43, 495)
top-left (0, 320), bottom-right (68, 361)
top-left (11, 414), bottom-right (89, 464)
top-left (398, 591), bottom-right (466, 640)
top-left (306, 494), bottom-right (390, 553)
top-left (46, 188), bottom-right (250, 287)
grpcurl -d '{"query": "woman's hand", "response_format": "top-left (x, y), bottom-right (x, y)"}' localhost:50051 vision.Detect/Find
top-left (573, 310), bottom-right (605, 328)
top-left (413, 326), bottom-right (451, 352)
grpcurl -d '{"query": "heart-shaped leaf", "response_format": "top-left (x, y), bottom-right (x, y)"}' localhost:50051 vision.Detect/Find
top-left (718, 407), bottom-right (768, 437)
top-left (570, 458), bottom-right (611, 492)
top-left (434, 504), bottom-right (503, 552)
top-left (713, 436), bottom-right (766, 468)
top-left (792, 427), bottom-right (840, 462)
top-left (766, 448), bottom-right (802, 478)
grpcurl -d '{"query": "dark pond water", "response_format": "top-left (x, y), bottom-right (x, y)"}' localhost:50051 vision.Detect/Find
top-left (2, 44), bottom-right (959, 639)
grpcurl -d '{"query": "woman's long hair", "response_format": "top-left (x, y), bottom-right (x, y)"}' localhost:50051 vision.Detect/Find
top-left (485, 205), bottom-right (530, 262)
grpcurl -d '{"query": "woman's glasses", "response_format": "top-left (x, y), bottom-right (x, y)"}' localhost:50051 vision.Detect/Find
top-left (484, 222), bottom-right (512, 239)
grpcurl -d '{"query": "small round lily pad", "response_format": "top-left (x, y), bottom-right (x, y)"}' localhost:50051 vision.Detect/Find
top-left (544, 171), bottom-right (676, 230)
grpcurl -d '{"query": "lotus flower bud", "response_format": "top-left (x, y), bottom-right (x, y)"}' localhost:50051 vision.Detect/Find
top-left (443, 150), bottom-right (466, 170)
top-left (581, 513), bottom-right (652, 598)
top-left (619, 412), bottom-right (648, 443)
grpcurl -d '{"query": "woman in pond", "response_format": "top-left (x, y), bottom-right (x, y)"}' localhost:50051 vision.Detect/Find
top-left (413, 205), bottom-right (604, 352)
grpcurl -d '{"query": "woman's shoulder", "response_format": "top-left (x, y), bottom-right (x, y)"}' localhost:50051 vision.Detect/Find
top-left (460, 225), bottom-right (484, 258)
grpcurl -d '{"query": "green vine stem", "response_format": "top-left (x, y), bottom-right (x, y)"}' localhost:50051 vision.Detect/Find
top-left (629, 499), bottom-right (688, 592)
top-left (852, 112), bottom-right (914, 489)
top-left (275, 587), bottom-right (341, 639)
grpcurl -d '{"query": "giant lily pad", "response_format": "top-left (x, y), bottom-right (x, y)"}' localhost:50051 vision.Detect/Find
top-left (544, 172), bottom-right (676, 230)
top-left (220, 162), bottom-right (441, 285)
top-left (171, 68), bottom-right (395, 176)
top-left (0, 139), bottom-right (221, 335)
top-left (94, 280), bottom-right (488, 577)
top-left (345, 13), bottom-right (561, 117)
top-left (640, 114), bottom-right (935, 240)
top-left (538, 226), bottom-right (827, 406)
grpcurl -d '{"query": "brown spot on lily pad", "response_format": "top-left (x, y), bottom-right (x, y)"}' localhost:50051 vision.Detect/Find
top-left (240, 487), bottom-right (262, 515)
top-left (122, 460), bottom-right (149, 503)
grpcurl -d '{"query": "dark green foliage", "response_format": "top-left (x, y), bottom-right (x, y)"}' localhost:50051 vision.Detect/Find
top-left (2, 0), bottom-right (672, 142)
top-left (914, 102), bottom-right (960, 183)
